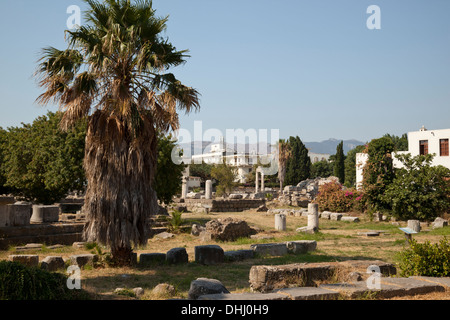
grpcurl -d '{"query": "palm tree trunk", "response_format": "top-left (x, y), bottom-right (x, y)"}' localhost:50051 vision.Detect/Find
top-left (111, 246), bottom-right (134, 266)
top-left (82, 111), bottom-right (158, 266)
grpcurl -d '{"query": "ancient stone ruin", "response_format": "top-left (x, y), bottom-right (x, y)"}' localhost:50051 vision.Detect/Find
top-left (192, 217), bottom-right (258, 242)
top-left (278, 176), bottom-right (339, 207)
top-left (0, 195), bottom-right (85, 249)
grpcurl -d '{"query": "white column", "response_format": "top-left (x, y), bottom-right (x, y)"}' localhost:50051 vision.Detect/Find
top-left (205, 180), bottom-right (212, 200)
top-left (275, 214), bottom-right (286, 231)
top-left (261, 172), bottom-right (265, 191)
top-left (307, 203), bottom-right (319, 232)
top-left (255, 170), bottom-right (259, 193)
top-left (181, 176), bottom-right (188, 199)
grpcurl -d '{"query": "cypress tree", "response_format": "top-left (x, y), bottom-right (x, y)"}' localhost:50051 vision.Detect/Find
top-left (285, 136), bottom-right (311, 185)
top-left (334, 141), bottom-right (345, 183)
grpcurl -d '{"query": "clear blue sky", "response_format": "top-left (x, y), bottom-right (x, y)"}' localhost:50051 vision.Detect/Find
top-left (1, 0), bottom-right (450, 143)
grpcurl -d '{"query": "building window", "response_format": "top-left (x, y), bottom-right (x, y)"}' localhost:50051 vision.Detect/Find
top-left (419, 140), bottom-right (428, 155)
top-left (440, 139), bottom-right (449, 156)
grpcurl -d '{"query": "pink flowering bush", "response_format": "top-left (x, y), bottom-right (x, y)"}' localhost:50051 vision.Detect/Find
top-left (315, 182), bottom-right (365, 213)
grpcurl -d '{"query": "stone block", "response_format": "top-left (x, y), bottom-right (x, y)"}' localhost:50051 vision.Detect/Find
top-left (320, 212), bottom-right (331, 219)
top-left (40, 256), bottom-right (66, 271)
top-left (249, 263), bottom-right (336, 293)
top-left (407, 220), bottom-right (421, 232)
top-left (410, 276), bottom-right (450, 288)
top-left (275, 287), bottom-right (340, 300)
top-left (341, 216), bottom-right (360, 223)
top-left (191, 224), bottom-right (205, 236)
top-left (286, 240), bottom-right (317, 254)
top-left (155, 231), bottom-right (174, 239)
top-left (139, 253), bottom-right (166, 265)
top-left (224, 250), bottom-right (254, 262)
top-left (296, 226), bottom-right (317, 234)
top-left (319, 281), bottom-right (373, 299)
top-left (432, 217), bottom-right (448, 229)
top-left (339, 260), bottom-right (397, 276)
top-left (379, 277), bottom-right (445, 298)
top-left (7, 203), bottom-right (32, 226)
top-left (72, 242), bottom-right (86, 249)
top-left (0, 206), bottom-right (9, 227)
top-left (9, 255), bottom-right (39, 267)
top-left (166, 247), bottom-right (188, 264)
top-left (188, 278), bottom-right (230, 300)
top-left (292, 210), bottom-right (304, 217)
top-left (250, 243), bottom-right (288, 257)
top-left (70, 254), bottom-right (98, 268)
top-left (330, 213), bottom-right (343, 221)
top-left (205, 217), bottom-right (257, 241)
top-left (133, 287), bottom-right (145, 298)
top-left (0, 197), bottom-right (15, 227)
top-left (198, 292), bottom-right (288, 300)
top-left (152, 283), bottom-right (176, 297)
top-left (195, 245), bottom-right (224, 265)
top-left (30, 205), bottom-right (60, 223)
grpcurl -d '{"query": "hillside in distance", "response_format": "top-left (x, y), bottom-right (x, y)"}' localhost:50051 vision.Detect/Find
top-left (304, 138), bottom-right (366, 155)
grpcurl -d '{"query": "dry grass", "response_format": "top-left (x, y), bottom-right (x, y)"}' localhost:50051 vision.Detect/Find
top-left (1, 208), bottom-right (449, 300)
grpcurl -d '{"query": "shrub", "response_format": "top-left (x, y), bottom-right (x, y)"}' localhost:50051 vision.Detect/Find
top-left (382, 153), bottom-right (450, 221)
top-left (0, 260), bottom-right (89, 300)
top-left (315, 182), bottom-right (364, 213)
top-left (211, 163), bottom-right (237, 197)
top-left (167, 210), bottom-right (183, 232)
top-left (397, 237), bottom-right (450, 277)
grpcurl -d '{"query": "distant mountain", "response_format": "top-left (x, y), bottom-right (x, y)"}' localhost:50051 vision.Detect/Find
top-left (304, 139), bottom-right (365, 155)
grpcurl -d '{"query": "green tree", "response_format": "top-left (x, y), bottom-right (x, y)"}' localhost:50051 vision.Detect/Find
top-left (211, 162), bottom-right (237, 197)
top-left (382, 153), bottom-right (450, 221)
top-left (285, 136), bottom-right (311, 185)
top-left (362, 137), bottom-right (395, 213)
top-left (333, 141), bottom-right (345, 183)
top-left (310, 160), bottom-right (333, 179)
top-left (154, 133), bottom-right (185, 205)
top-left (383, 133), bottom-right (408, 151)
top-left (344, 145), bottom-right (366, 187)
top-left (3, 112), bottom-right (86, 204)
top-left (189, 162), bottom-right (213, 184)
top-left (35, 0), bottom-right (200, 265)
top-left (277, 139), bottom-right (291, 190)
top-left (0, 128), bottom-right (9, 195)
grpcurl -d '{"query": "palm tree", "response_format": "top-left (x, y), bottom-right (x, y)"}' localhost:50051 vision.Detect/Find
top-left (277, 139), bottom-right (291, 191)
top-left (35, 0), bottom-right (200, 265)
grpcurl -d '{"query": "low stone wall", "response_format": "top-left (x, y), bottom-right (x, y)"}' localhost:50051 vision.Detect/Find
top-left (0, 197), bottom-right (16, 227)
top-left (182, 199), bottom-right (266, 213)
top-left (249, 260), bottom-right (397, 293)
top-left (0, 223), bottom-right (84, 250)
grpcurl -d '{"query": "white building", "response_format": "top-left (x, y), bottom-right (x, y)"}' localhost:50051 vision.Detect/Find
top-left (190, 137), bottom-right (268, 183)
top-left (356, 126), bottom-right (450, 189)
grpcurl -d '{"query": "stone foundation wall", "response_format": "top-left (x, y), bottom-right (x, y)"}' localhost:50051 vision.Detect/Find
top-left (181, 199), bottom-right (266, 212)
top-left (0, 223), bottom-right (84, 249)
top-left (249, 260), bottom-right (397, 293)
